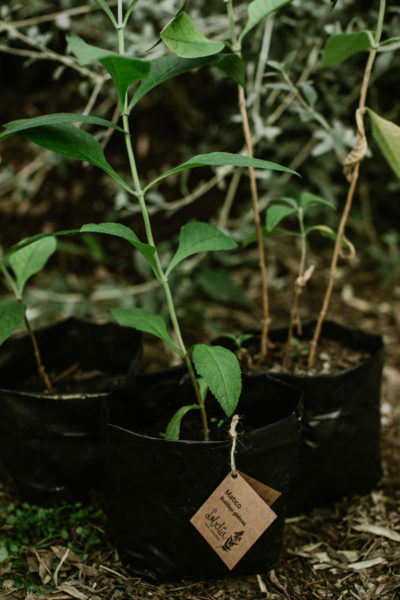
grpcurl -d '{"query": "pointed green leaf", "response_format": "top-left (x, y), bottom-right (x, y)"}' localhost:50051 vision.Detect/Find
top-left (195, 267), bottom-right (249, 306)
top-left (80, 223), bottom-right (157, 272)
top-left (300, 191), bottom-right (335, 210)
top-left (212, 54), bottom-right (245, 87)
top-left (192, 344), bottom-right (241, 417)
top-left (161, 12), bottom-right (224, 58)
top-left (8, 123), bottom-right (133, 194)
top-left (167, 222), bottom-right (237, 276)
top-left (0, 113), bottom-right (124, 142)
top-left (110, 307), bottom-right (181, 354)
top-left (241, 0), bottom-right (292, 41)
top-left (367, 109), bottom-right (400, 178)
top-left (130, 53), bottom-right (244, 109)
top-left (67, 35), bottom-right (114, 65)
top-left (244, 225), bottom-right (299, 247)
top-left (93, 0), bottom-right (117, 26)
top-left (6, 230), bottom-right (80, 257)
top-left (101, 55), bottom-right (151, 102)
top-left (67, 36), bottom-right (151, 103)
top-left (322, 31), bottom-right (373, 67)
top-left (305, 225), bottom-right (353, 251)
top-left (0, 300), bottom-right (26, 346)
top-left (9, 237), bottom-right (57, 295)
top-left (266, 205), bottom-right (297, 231)
top-left (144, 152), bottom-right (299, 193)
top-left (379, 35), bottom-right (400, 47)
top-left (165, 404), bottom-right (200, 440)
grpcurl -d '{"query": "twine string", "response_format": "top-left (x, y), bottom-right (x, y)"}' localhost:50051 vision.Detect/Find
top-left (229, 414), bottom-right (240, 475)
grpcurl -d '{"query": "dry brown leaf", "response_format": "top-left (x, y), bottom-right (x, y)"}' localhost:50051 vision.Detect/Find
top-left (57, 583), bottom-right (88, 600)
top-left (348, 557), bottom-right (387, 570)
top-left (352, 523), bottom-right (400, 542)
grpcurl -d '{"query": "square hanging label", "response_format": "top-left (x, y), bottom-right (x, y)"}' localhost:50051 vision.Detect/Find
top-left (190, 471), bottom-right (278, 570)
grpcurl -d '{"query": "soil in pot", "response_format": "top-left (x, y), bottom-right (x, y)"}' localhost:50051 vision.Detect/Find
top-left (219, 320), bottom-right (384, 514)
top-left (102, 367), bottom-right (302, 582)
top-left (0, 317), bottom-right (142, 503)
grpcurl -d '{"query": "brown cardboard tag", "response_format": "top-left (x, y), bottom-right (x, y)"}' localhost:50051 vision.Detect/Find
top-left (190, 471), bottom-right (278, 570)
top-left (237, 471), bottom-right (281, 507)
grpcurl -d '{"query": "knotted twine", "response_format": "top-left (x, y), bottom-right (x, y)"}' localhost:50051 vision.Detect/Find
top-left (229, 414), bottom-right (240, 475)
top-left (343, 107), bottom-right (368, 181)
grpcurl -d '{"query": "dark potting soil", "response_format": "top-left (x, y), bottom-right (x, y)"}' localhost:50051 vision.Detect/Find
top-left (239, 337), bottom-right (372, 376)
top-left (130, 404), bottom-right (244, 443)
top-left (11, 365), bottom-right (127, 395)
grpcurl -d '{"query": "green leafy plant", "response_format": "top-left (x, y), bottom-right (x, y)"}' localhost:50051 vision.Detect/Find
top-left (257, 191), bottom-right (339, 367)
top-left (0, 0), bottom-right (297, 440)
top-left (0, 501), bottom-right (106, 591)
top-left (0, 237), bottom-right (57, 392)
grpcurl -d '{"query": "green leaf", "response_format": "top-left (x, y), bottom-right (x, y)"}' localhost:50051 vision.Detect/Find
top-left (110, 307), bottom-right (181, 354)
top-left (0, 112), bottom-right (124, 141)
top-left (67, 36), bottom-right (151, 103)
top-left (9, 237), bottom-right (57, 295)
top-left (195, 267), bottom-right (249, 306)
top-left (80, 223), bottom-right (157, 273)
top-left (161, 12), bottom-right (224, 58)
top-left (167, 222), bottom-right (237, 276)
top-left (322, 31), bottom-right (374, 67)
top-left (300, 191), bottom-right (335, 210)
top-left (211, 54), bottom-right (245, 87)
top-left (380, 35), bottom-right (400, 47)
top-left (305, 225), bottom-right (353, 251)
top-left (5, 230), bottom-right (80, 257)
top-left (192, 344), bottom-right (241, 417)
top-left (0, 300), bottom-right (26, 346)
top-left (367, 109), bottom-right (400, 178)
top-left (99, 55), bottom-right (151, 103)
top-left (266, 205), bottom-right (297, 231)
top-left (241, 0), bottom-right (292, 41)
top-left (130, 53), bottom-right (244, 109)
top-left (93, 0), bottom-right (117, 26)
top-left (165, 404), bottom-right (199, 440)
top-left (144, 151), bottom-right (299, 192)
top-left (244, 225), bottom-right (299, 246)
top-left (8, 123), bottom-right (133, 194)
top-left (67, 35), bottom-right (114, 65)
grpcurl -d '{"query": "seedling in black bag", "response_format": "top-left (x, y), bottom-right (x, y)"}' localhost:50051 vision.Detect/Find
top-left (245, 190), bottom-right (354, 367)
top-left (0, 237), bottom-right (57, 392)
top-left (0, 0), bottom-right (297, 440)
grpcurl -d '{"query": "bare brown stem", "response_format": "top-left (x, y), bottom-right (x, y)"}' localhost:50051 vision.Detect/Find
top-left (23, 315), bottom-right (53, 393)
top-left (308, 0), bottom-right (385, 368)
top-left (238, 85), bottom-right (270, 362)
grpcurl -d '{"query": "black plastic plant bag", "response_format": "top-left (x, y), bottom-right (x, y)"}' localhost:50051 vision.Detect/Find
top-left (218, 320), bottom-right (384, 513)
top-left (103, 367), bottom-right (302, 582)
top-left (269, 321), bottom-right (384, 513)
top-left (0, 317), bottom-right (142, 503)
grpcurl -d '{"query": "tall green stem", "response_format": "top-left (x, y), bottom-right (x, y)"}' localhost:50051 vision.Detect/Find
top-left (116, 2), bottom-right (209, 439)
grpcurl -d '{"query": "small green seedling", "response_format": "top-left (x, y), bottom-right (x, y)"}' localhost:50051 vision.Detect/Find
top-left (0, 237), bottom-right (57, 391)
top-left (0, 0), bottom-right (297, 440)
top-left (246, 190), bottom-right (344, 367)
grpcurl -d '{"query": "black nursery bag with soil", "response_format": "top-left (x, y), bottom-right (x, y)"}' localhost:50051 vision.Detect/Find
top-left (102, 366), bottom-right (302, 582)
top-left (0, 317), bottom-right (142, 503)
top-left (253, 320), bottom-right (384, 513)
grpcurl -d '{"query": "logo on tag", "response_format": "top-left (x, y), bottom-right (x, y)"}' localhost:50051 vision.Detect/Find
top-left (190, 471), bottom-right (280, 570)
